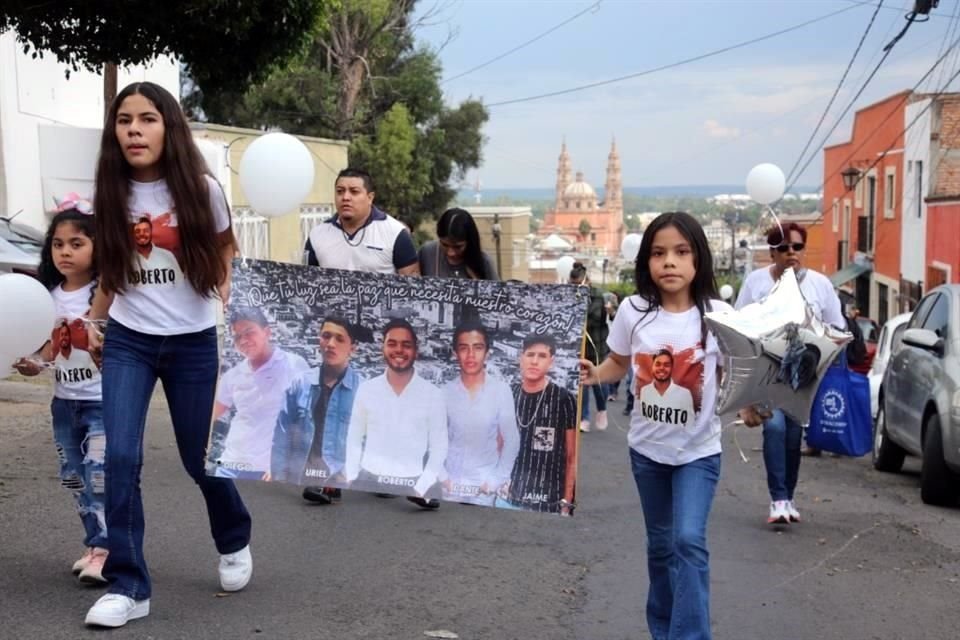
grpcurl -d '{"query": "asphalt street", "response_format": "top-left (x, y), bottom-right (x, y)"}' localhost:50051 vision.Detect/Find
top-left (1, 378), bottom-right (958, 640)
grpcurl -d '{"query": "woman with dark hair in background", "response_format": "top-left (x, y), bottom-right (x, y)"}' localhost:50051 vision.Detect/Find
top-left (419, 208), bottom-right (498, 280)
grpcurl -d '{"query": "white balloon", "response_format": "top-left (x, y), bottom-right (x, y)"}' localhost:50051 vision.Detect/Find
top-left (746, 163), bottom-right (786, 205)
top-left (239, 133), bottom-right (315, 218)
top-left (620, 233), bottom-right (643, 261)
top-left (0, 274), bottom-right (56, 358)
top-left (556, 255), bottom-right (576, 281)
top-left (720, 284), bottom-right (735, 301)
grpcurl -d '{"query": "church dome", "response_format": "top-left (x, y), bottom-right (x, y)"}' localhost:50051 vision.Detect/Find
top-left (563, 171), bottom-right (596, 198)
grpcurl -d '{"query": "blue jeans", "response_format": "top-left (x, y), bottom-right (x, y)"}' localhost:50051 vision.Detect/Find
top-left (630, 449), bottom-right (720, 640)
top-left (101, 320), bottom-right (252, 600)
top-left (580, 383), bottom-right (607, 421)
top-left (762, 409), bottom-right (802, 501)
top-left (51, 398), bottom-right (108, 548)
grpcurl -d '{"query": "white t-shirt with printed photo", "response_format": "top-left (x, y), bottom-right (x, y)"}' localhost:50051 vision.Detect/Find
top-left (51, 282), bottom-right (102, 401)
top-left (216, 347), bottom-right (311, 472)
top-left (607, 296), bottom-right (732, 465)
top-left (109, 175), bottom-right (231, 335)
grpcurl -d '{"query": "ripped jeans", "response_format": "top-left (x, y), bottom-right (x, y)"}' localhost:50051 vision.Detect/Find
top-left (51, 397), bottom-right (108, 548)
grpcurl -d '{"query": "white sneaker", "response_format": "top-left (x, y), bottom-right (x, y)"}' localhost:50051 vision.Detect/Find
top-left (85, 594), bottom-right (150, 627)
top-left (579, 419), bottom-right (591, 432)
top-left (595, 410), bottom-right (608, 431)
top-left (219, 545), bottom-right (252, 592)
top-left (767, 500), bottom-right (790, 525)
top-left (786, 500), bottom-right (801, 523)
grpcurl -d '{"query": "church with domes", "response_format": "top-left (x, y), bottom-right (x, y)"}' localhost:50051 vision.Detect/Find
top-left (540, 139), bottom-right (624, 259)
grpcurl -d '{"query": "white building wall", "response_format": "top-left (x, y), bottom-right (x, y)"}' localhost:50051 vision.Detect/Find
top-left (902, 98), bottom-right (931, 284)
top-left (0, 31), bottom-right (178, 231)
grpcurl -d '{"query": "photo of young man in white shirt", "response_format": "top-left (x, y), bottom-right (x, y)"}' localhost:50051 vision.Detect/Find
top-left (637, 349), bottom-right (695, 430)
top-left (344, 318), bottom-right (448, 500)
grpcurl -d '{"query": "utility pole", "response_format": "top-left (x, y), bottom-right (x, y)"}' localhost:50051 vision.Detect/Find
top-left (492, 213), bottom-right (502, 278)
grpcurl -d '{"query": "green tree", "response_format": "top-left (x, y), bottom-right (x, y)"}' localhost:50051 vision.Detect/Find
top-left (350, 104), bottom-right (430, 215)
top-left (578, 218), bottom-right (592, 238)
top-left (0, 1), bottom-right (331, 107)
top-left (188, 0), bottom-right (488, 229)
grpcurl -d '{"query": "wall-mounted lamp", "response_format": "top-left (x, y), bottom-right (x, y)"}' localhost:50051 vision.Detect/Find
top-left (841, 166), bottom-right (862, 192)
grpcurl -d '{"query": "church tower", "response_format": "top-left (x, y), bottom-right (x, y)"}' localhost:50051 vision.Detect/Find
top-left (604, 137), bottom-right (623, 215)
top-left (555, 139), bottom-right (572, 209)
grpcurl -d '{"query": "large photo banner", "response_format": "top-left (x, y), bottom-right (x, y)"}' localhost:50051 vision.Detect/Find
top-left (205, 259), bottom-right (589, 515)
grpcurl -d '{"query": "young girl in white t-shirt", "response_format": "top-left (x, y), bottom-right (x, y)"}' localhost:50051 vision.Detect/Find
top-left (82, 82), bottom-right (252, 628)
top-left (580, 211), bottom-right (734, 640)
top-left (15, 204), bottom-right (108, 585)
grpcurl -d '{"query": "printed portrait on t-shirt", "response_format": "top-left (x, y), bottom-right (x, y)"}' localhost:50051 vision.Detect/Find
top-left (51, 316), bottom-right (100, 380)
top-left (634, 346), bottom-right (702, 429)
top-left (130, 214), bottom-right (183, 286)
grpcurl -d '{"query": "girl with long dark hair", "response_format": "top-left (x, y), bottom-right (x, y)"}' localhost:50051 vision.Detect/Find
top-left (83, 82), bottom-right (252, 628)
top-left (580, 211), bottom-right (733, 639)
top-left (419, 207), bottom-right (498, 280)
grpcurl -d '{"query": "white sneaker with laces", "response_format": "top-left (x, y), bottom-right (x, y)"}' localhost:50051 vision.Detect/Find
top-left (219, 544), bottom-right (253, 592)
top-left (767, 500), bottom-right (790, 525)
top-left (85, 594), bottom-right (150, 627)
top-left (786, 500), bottom-right (801, 523)
top-left (579, 419), bottom-right (591, 432)
top-left (595, 410), bottom-right (608, 431)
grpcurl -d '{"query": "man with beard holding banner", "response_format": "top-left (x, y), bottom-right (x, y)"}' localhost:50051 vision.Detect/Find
top-left (300, 167), bottom-right (422, 506)
top-left (499, 334), bottom-right (577, 515)
top-left (344, 319), bottom-right (448, 501)
top-left (270, 317), bottom-right (361, 487)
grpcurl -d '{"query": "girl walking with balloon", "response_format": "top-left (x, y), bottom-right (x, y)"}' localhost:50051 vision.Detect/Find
top-left (579, 211), bottom-right (733, 640)
top-left (14, 201), bottom-right (110, 585)
top-left (83, 82), bottom-right (253, 628)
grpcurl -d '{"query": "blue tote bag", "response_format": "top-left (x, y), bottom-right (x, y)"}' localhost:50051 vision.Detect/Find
top-left (807, 351), bottom-right (872, 456)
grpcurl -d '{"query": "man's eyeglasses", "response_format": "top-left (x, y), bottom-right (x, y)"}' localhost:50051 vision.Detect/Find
top-left (774, 242), bottom-right (805, 253)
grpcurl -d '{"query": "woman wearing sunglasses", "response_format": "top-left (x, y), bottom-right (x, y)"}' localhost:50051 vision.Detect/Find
top-left (734, 222), bottom-right (845, 527)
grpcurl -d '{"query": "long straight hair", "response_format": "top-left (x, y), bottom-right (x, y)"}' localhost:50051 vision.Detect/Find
top-left (38, 210), bottom-right (98, 304)
top-left (436, 208), bottom-right (490, 280)
top-left (631, 211), bottom-right (719, 342)
top-left (94, 81), bottom-right (235, 295)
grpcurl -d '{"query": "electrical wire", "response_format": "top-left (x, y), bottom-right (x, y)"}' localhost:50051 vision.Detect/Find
top-left (485, 4), bottom-right (861, 108)
top-left (784, 8), bottom-right (929, 193)
top-left (784, 0), bottom-right (885, 186)
top-left (442, 1), bottom-right (602, 84)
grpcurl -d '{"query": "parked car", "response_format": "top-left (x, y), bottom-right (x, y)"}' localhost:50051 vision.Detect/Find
top-left (868, 313), bottom-right (911, 421)
top-left (0, 216), bottom-right (43, 276)
top-left (849, 316), bottom-right (880, 375)
top-left (875, 285), bottom-right (960, 505)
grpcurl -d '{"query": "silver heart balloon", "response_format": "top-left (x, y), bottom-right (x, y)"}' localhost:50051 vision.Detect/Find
top-left (705, 268), bottom-right (851, 424)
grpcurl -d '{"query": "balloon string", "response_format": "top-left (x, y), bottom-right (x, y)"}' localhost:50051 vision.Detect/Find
top-left (764, 203), bottom-right (785, 248)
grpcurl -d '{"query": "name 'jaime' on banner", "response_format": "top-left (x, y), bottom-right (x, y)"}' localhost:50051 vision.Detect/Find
top-left (205, 258), bottom-right (589, 516)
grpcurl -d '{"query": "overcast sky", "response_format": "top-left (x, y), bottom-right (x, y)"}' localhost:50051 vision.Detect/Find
top-left (417, 0), bottom-right (960, 189)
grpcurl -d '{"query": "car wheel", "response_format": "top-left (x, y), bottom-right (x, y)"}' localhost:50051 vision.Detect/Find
top-left (920, 414), bottom-right (960, 506)
top-left (873, 403), bottom-right (905, 472)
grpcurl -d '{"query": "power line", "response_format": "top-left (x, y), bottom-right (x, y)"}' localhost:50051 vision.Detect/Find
top-left (784, 9), bottom-right (931, 193)
top-left (811, 34), bottom-right (960, 222)
top-left (841, 0), bottom-right (948, 18)
top-left (442, 1), bottom-right (602, 85)
top-left (485, 4), bottom-right (861, 108)
top-left (784, 1), bottom-right (885, 185)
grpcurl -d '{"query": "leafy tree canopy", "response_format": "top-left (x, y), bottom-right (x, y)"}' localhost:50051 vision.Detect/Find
top-left (0, 1), bottom-right (332, 92)
top-left (187, 0), bottom-right (488, 229)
